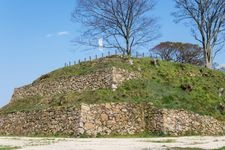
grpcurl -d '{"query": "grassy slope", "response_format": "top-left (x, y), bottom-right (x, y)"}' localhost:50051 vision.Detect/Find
top-left (1, 56), bottom-right (225, 120)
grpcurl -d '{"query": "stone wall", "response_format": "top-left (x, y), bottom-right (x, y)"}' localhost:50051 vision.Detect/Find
top-left (11, 67), bottom-right (138, 101)
top-left (0, 107), bottom-right (80, 136)
top-left (0, 103), bottom-right (146, 137)
top-left (0, 103), bottom-right (224, 136)
top-left (145, 107), bottom-right (224, 136)
top-left (161, 109), bottom-right (224, 135)
top-left (78, 103), bottom-right (145, 136)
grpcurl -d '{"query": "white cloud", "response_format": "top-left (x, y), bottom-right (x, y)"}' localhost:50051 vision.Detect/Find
top-left (45, 31), bottom-right (70, 38)
top-left (220, 64), bottom-right (225, 68)
top-left (57, 31), bottom-right (70, 36)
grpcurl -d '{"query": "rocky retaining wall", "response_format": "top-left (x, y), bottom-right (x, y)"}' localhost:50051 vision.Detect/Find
top-left (145, 107), bottom-right (224, 136)
top-left (0, 103), bottom-right (224, 136)
top-left (78, 103), bottom-right (145, 136)
top-left (161, 109), bottom-right (224, 135)
top-left (0, 107), bottom-right (80, 136)
top-left (11, 67), bottom-right (138, 101)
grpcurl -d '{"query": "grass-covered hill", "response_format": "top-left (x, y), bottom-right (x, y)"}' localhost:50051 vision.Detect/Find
top-left (1, 56), bottom-right (225, 120)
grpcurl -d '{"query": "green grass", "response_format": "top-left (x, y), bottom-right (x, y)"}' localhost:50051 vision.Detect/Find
top-left (0, 146), bottom-right (20, 150)
top-left (95, 131), bottom-right (165, 138)
top-left (1, 56), bottom-right (225, 120)
top-left (167, 148), bottom-right (205, 150)
top-left (144, 147), bottom-right (225, 150)
top-left (142, 139), bottom-right (176, 143)
top-left (33, 56), bottom-right (132, 83)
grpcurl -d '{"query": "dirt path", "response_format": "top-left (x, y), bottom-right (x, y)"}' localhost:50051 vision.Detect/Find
top-left (0, 136), bottom-right (225, 150)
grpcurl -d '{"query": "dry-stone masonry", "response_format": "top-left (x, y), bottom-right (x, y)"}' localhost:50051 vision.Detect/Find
top-left (161, 109), bottom-right (224, 135)
top-left (0, 107), bottom-right (80, 136)
top-left (78, 103), bottom-right (145, 136)
top-left (0, 103), bottom-right (224, 136)
top-left (11, 67), bottom-right (139, 101)
top-left (1, 66), bottom-right (224, 136)
top-left (145, 106), bottom-right (224, 136)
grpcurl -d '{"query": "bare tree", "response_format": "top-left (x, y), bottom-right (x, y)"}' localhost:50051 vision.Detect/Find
top-left (151, 42), bottom-right (177, 61)
top-left (151, 42), bottom-right (204, 65)
top-left (173, 0), bottom-right (225, 68)
top-left (72, 0), bottom-right (159, 56)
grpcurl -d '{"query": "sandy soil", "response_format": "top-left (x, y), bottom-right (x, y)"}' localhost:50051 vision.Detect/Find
top-left (0, 136), bottom-right (225, 150)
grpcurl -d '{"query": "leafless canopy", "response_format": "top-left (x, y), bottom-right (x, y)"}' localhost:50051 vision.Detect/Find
top-left (72, 0), bottom-right (159, 56)
top-left (151, 42), bottom-right (204, 65)
top-left (173, 0), bottom-right (225, 68)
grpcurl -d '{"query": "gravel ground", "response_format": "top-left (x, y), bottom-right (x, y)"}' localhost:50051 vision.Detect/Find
top-left (0, 136), bottom-right (225, 150)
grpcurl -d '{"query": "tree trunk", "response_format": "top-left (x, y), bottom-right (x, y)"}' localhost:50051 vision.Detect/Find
top-left (126, 37), bottom-right (131, 56)
top-left (204, 47), bottom-right (212, 69)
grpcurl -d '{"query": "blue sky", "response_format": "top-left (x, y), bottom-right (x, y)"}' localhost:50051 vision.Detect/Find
top-left (0, 0), bottom-right (224, 107)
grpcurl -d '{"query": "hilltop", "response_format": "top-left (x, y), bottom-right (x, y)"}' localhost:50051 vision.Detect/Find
top-left (1, 55), bottom-right (225, 121)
